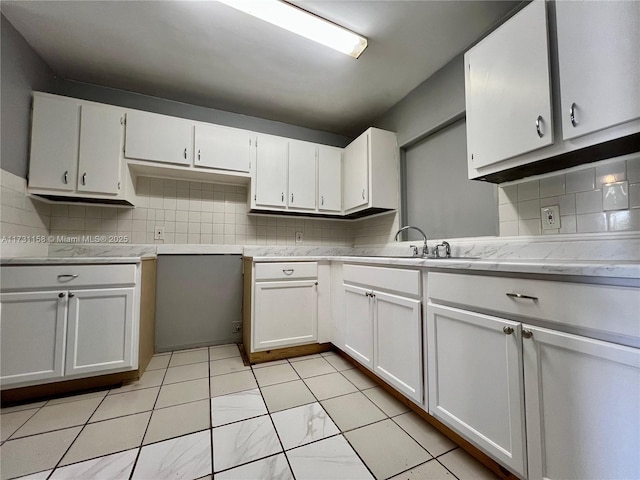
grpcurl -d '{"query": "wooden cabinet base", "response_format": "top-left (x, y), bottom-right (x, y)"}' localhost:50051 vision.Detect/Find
top-left (244, 343), bottom-right (333, 364)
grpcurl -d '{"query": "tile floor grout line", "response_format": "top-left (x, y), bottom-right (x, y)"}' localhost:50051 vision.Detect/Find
top-left (3, 407), bottom-right (41, 442)
top-left (381, 458), bottom-right (436, 480)
top-left (388, 413), bottom-right (451, 459)
top-left (435, 453), bottom-right (464, 480)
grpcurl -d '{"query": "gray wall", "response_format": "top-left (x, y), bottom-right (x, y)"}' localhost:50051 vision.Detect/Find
top-left (1, 14), bottom-right (56, 178)
top-left (374, 54), bottom-right (498, 239)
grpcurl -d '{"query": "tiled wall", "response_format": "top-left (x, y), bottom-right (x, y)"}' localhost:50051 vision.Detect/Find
top-left (351, 212), bottom-right (400, 246)
top-left (0, 170), bottom-right (50, 238)
top-left (498, 155), bottom-right (640, 236)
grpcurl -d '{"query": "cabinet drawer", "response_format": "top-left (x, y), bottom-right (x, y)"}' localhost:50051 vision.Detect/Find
top-left (429, 272), bottom-right (640, 341)
top-left (1, 264), bottom-right (137, 291)
top-left (254, 262), bottom-right (317, 281)
top-left (343, 264), bottom-right (421, 296)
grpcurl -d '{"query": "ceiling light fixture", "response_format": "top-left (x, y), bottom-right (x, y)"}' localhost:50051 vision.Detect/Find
top-left (217, 0), bottom-right (368, 59)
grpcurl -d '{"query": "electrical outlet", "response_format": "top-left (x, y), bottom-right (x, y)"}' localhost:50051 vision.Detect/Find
top-left (154, 226), bottom-right (165, 240)
top-left (295, 231), bottom-right (303, 244)
top-left (541, 205), bottom-right (560, 230)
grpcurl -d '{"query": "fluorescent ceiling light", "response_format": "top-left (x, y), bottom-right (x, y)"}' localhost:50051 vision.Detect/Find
top-left (218, 0), bottom-right (368, 58)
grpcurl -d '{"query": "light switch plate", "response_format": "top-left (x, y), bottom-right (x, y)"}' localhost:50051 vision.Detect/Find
top-left (541, 205), bottom-right (560, 230)
top-left (602, 181), bottom-right (629, 211)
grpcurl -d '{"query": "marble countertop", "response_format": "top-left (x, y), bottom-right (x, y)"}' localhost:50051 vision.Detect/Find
top-left (0, 256), bottom-right (146, 265)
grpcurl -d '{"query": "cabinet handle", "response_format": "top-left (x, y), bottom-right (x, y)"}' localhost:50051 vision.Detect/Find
top-left (82, 173), bottom-right (87, 185)
top-left (522, 329), bottom-right (533, 339)
top-left (184, 148), bottom-right (187, 159)
top-left (506, 292), bottom-right (538, 301)
top-left (321, 195), bottom-right (324, 206)
top-left (197, 149), bottom-right (201, 161)
top-left (63, 170), bottom-right (68, 184)
top-left (57, 274), bottom-right (79, 280)
top-left (362, 189), bottom-right (365, 199)
top-left (281, 192), bottom-right (284, 203)
top-left (58, 292), bottom-right (65, 298)
top-left (536, 115), bottom-right (544, 138)
top-left (291, 193), bottom-right (294, 203)
top-left (503, 326), bottom-right (514, 335)
top-left (68, 292), bottom-right (75, 298)
top-left (569, 102), bottom-right (578, 127)
top-left (365, 292), bottom-right (371, 297)
top-left (282, 269), bottom-right (294, 275)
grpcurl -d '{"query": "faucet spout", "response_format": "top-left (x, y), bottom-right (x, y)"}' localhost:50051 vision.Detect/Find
top-left (394, 226), bottom-right (428, 257)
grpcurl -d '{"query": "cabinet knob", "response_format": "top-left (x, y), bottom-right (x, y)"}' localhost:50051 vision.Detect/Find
top-left (503, 326), bottom-right (514, 335)
top-left (522, 329), bottom-right (533, 339)
top-left (536, 115), bottom-right (544, 138)
top-left (197, 149), bottom-right (201, 161)
top-left (58, 292), bottom-right (65, 298)
top-left (63, 170), bottom-right (68, 184)
top-left (68, 292), bottom-right (75, 298)
top-left (569, 102), bottom-right (578, 127)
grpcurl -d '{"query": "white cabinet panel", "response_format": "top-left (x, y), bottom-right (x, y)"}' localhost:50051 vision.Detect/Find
top-left (194, 123), bottom-right (252, 172)
top-left (29, 95), bottom-right (79, 191)
top-left (343, 132), bottom-right (368, 211)
top-left (343, 284), bottom-right (373, 368)
top-left (253, 280), bottom-right (318, 351)
top-left (125, 110), bottom-right (192, 165)
top-left (373, 291), bottom-right (422, 403)
top-left (288, 140), bottom-right (316, 210)
top-left (65, 288), bottom-right (135, 376)
top-left (465, 0), bottom-right (553, 168)
top-left (428, 303), bottom-right (526, 478)
top-left (523, 325), bottom-right (640, 480)
top-left (318, 145), bottom-right (342, 212)
top-left (255, 135), bottom-right (288, 208)
top-left (0, 291), bottom-right (67, 386)
top-left (555, 1), bottom-right (640, 140)
top-left (77, 104), bottom-right (123, 195)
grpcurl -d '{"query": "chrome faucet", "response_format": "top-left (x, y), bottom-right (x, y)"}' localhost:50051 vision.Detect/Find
top-left (433, 241), bottom-right (451, 258)
top-left (394, 226), bottom-right (428, 257)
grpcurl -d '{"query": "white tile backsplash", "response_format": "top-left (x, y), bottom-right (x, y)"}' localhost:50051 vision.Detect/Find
top-left (517, 180), bottom-right (539, 201)
top-left (576, 189), bottom-right (603, 214)
top-left (566, 168), bottom-right (595, 194)
top-left (0, 170), bottom-right (50, 240)
top-left (539, 175), bottom-right (566, 198)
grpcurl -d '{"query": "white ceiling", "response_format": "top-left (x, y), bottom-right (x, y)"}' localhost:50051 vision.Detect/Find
top-left (2, 0), bottom-right (519, 137)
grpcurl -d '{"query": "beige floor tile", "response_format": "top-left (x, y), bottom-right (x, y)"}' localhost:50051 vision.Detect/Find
top-left (288, 354), bottom-right (322, 362)
top-left (143, 399), bottom-right (210, 445)
top-left (156, 378), bottom-right (210, 409)
top-left (210, 371), bottom-right (257, 397)
top-left (209, 357), bottom-right (250, 377)
top-left (0, 427), bottom-right (81, 480)
top-left (290, 358), bottom-right (337, 378)
top-left (324, 354), bottom-right (356, 371)
top-left (251, 359), bottom-right (288, 369)
top-left (321, 392), bottom-right (386, 431)
top-left (90, 387), bottom-right (159, 422)
top-left (46, 390), bottom-right (108, 406)
top-left (1, 409), bottom-right (38, 441)
top-left (304, 372), bottom-right (358, 400)
top-left (169, 348), bottom-right (209, 367)
top-left (340, 368), bottom-right (379, 390)
top-left (164, 362), bottom-right (209, 384)
top-left (209, 344), bottom-right (240, 361)
top-left (320, 351), bottom-right (337, 357)
top-left (438, 448), bottom-right (499, 480)
top-left (253, 364), bottom-right (299, 387)
top-left (49, 449), bottom-right (138, 480)
top-left (60, 412), bottom-right (151, 466)
top-left (345, 419), bottom-right (431, 479)
top-left (0, 401), bottom-right (46, 415)
top-left (13, 468), bottom-right (52, 479)
top-left (388, 459), bottom-right (455, 480)
top-left (146, 354), bottom-right (171, 371)
top-left (393, 412), bottom-right (457, 457)
top-left (261, 380), bottom-right (316, 413)
top-left (363, 387), bottom-right (410, 417)
top-left (109, 369), bottom-right (165, 394)
top-left (12, 397), bottom-right (103, 438)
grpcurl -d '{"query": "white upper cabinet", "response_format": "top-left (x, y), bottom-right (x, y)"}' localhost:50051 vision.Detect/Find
top-left (288, 140), bottom-right (317, 210)
top-left (254, 135), bottom-right (288, 208)
top-left (125, 110), bottom-right (193, 165)
top-left (194, 123), bottom-right (252, 172)
top-left (555, 1), bottom-right (640, 140)
top-left (29, 95), bottom-right (80, 191)
top-left (318, 145), bottom-right (342, 212)
top-left (77, 104), bottom-right (124, 195)
top-left (343, 132), bottom-right (369, 212)
top-left (465, 0), bottom-right (553, 169)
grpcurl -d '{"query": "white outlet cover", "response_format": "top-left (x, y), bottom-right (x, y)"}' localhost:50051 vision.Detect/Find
top-left (295, 231), bottom-right (303, 244)
top-left (541, 205), bottom-right (560, 230)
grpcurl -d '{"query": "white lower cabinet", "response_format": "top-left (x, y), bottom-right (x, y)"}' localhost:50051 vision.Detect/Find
top-left (343, 284), bottom-right (374, 368)
top-left (523, 325), bottom-right (640, 480)
top-left (427, 303), bottom-right (526, 478)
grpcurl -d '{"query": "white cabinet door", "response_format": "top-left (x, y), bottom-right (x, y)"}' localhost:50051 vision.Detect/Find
top-left (288, 140), bottom-right (316, 210)
top-left (0, 291), bottom-right (67, 386)
top-left (523, 325), bottom-right (640, 480)
top-left (373, 291), bottom-right (422, 404)
top-left (255, 135), bottom-right (288, 208)
top-left (465, 0), bottom-right (553, 168)
top-left (343, 132), bottom-right (369, 212)
top-left (125, 110), bottom-right (192, 165)
top-left (318, 146), bottom-right (342, 212)
top-left (253, 280), bottom-right (318, 351)
top-left (194, 124), bottom-right (252, 172)
top-left (343, 284), bottom-right (373, 368)
top-left (555, 1), bottom-right (640, 140)
top-left (77, 104), bottom-right (123, 195)
top-left (427, 303), bottom-right (526, 478)
top-left (29, 95), bottom-right (79, 191)
top-left (65, 288), bottom-right (135, 376)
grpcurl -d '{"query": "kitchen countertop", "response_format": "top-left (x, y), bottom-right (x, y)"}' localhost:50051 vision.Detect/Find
top-left (0, 256), bottom-right (147, 265)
